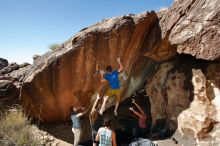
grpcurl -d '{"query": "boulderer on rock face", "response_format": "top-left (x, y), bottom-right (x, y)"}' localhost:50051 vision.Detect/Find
top-left (20, 0), bottom-right (220, 122)
top-left (21, 11), bottom-right (159, 123)
top-left (5, 0), bottom-right (217, 145)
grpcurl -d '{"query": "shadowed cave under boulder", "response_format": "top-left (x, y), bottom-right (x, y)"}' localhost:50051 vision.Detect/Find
top-left (37, 54), bottom-right (214, 146)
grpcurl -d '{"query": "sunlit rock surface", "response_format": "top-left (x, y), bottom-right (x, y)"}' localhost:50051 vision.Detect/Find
top-left (146, 56), bottom-right (201, 130)
top-left (21, 12), bottom-right (159, 122)
top-left (146, 58), bottom-right (220, 145)
top-left (18, 0), bottom-right (220, 145)
top-left (177, 68), bottom-right (220, 146)
top-left (160, 0), bottom-right (220, 60)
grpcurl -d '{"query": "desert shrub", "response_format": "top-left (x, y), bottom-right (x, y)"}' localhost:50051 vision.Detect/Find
top-left (48, 43), bottom-right (60, 51)
top-left (0, 106), bottom-right (41, 146)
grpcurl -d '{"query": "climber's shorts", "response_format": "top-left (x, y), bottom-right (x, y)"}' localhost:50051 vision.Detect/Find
top-left (105, 88), bottom-right (121, 102)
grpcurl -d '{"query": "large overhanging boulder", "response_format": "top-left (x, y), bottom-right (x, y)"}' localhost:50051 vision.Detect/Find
top-left (21, 12), bottom-right (159, 122)
top-left (19, 2), bottom-right (220, 145)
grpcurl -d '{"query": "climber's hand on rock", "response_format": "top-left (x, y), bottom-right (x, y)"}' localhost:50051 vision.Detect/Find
top-left (96, 62), bottom-right (99, 70)
top-left (100, 70), bottom-right (105, 75)
top-left (129, 107), bottom-right (134, 111)
top-left (81, 106), bottom-right (85, 110)
top-left (103, 96), bottom-right (108, 101)
top-left (117, 57), bottom-right (121, 63)
top-left (97, 94), bottom-right (101, 100)
top-left (131, 99), bottom-right (135, 104)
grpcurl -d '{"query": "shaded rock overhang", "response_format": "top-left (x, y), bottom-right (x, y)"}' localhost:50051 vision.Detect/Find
top-left (21, 0), bottom-right (220, 123)
top-left (21, 11), bottom-right (160, 122)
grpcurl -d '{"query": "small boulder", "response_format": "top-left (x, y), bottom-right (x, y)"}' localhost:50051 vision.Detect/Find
top-left (0, 58), bottom-right (9, 70)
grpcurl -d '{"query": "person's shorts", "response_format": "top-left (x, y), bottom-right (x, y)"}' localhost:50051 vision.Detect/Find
top-left (105, 88), bottom-right (121, 102)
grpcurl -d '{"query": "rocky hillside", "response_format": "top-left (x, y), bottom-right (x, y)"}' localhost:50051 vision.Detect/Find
top-left (0, 59), bottom-right (31, 108)
top-left (1, 0), bottom-right (219, 145)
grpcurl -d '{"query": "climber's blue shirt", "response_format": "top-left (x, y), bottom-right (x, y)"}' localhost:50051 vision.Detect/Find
top-left (104, 70), bottom-right (120, 89)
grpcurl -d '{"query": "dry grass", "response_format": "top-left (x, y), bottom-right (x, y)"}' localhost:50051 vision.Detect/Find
top-left (0, 106), bottom-right (41, 146)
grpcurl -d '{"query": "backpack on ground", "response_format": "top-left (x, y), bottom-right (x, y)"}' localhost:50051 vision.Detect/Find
top-left (129, 138), bottom-right (158, 146)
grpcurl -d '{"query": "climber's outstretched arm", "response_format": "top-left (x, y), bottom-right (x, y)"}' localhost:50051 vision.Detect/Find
top-left (132, 99), bottom-right (144, 113)
top-left (129, 107), bottom-right (142, 118)
top-left (117, 57), bottom-right (123, 73)
top-left (100, 70), bottom-right (106, 83)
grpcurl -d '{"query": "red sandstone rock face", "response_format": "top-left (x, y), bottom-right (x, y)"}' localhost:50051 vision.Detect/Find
top-left (21, 12), bottom-right (159, 122)
top-left (19, 3), bottom-right (220, 146)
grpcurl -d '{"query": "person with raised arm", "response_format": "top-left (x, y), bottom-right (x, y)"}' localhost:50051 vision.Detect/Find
top-left (129, 99), bottom-right (147, 138)
top-left (70, 106), bottom-right (87, 146)
top-left (99, 57), bottom-right (123, 116)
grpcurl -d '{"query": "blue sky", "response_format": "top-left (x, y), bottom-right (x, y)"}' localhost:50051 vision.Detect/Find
top-left (0, 0), bottom-right (173, 64)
